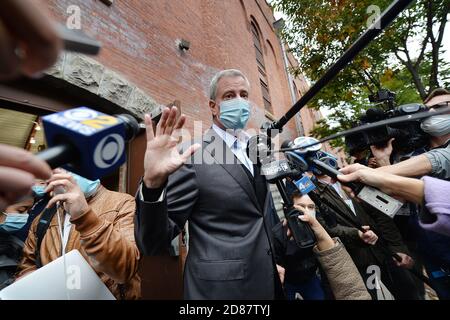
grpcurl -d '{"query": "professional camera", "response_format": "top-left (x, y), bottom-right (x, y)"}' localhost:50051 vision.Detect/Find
top-left (345, 89), bottom-right (429, 157)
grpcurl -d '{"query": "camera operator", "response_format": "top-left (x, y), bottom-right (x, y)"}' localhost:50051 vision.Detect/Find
top-left (357, 89), bottom-right (450, 299)
top-left (311, 172), bottom-right (421, 300)
top-left (373, 89), bottom-right (450, 179)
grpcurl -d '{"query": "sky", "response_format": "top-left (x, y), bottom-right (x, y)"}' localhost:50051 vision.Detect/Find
top-left (273, 9), bottom-right (450, 120)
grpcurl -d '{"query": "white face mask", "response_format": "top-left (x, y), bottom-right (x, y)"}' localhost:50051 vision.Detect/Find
top-left (295, 205), bottom-right (316, 219)
top-left (303, 209), bottom-right (316, 219)
top-left (421, 114), bottom-right (450, 137)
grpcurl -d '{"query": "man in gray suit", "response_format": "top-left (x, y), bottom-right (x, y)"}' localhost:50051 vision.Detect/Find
top-left (135, 69), bottom-right (283, 299)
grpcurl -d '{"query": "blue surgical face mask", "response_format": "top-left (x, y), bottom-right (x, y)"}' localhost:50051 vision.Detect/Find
top-left (421, 114), bottom-right (450, 137)
top-left (32, 185), bottom-right (46, 198)
top-left (219, 98), bottom-right (251, 130)
top-left (71, 173), bottom-right (100, 198)
top-left (0, 213), bottom-right (29, 233)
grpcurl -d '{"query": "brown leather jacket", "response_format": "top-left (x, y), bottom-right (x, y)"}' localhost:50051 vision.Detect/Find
top-left (17, 185), bottom-right (141, 299)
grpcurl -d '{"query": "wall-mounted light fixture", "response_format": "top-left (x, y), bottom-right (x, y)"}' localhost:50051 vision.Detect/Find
top-left (33, 121), bottom-right (41, 131)
top-left (178, 39), bottom-right (190, 51)
top-left (99, 0), bottom-right (113, 6)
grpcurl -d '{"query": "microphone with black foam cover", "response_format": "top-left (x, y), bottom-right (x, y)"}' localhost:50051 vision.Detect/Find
top-left (364, 108), bottom-right (387, 122)
top-left (36, 107), bottom-right (140, 180)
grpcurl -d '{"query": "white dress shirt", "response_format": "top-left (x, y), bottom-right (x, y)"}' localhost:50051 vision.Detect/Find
top-left (212, 124), bottom-right (254, 176)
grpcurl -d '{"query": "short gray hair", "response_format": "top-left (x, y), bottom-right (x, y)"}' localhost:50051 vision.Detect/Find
top-left (209, 69), bottom-right (250, 101)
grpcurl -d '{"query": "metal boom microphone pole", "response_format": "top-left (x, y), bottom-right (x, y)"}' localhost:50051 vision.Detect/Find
top-left (267, 0), bottom-right (414, 134)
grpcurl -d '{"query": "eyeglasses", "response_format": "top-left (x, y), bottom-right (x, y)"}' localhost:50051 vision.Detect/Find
top-left (431, 102), bottom-right (450, 109)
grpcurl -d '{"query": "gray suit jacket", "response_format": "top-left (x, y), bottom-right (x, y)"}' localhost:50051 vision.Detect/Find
top-left (135, 129), bottom-right (280, 299)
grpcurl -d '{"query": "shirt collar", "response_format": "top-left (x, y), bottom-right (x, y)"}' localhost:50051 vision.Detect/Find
top-left (212, 124), bottom-right (250, 149)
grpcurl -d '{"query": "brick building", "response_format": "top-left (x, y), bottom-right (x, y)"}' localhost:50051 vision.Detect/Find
top-left (0, 0), bottom-right (346, 298)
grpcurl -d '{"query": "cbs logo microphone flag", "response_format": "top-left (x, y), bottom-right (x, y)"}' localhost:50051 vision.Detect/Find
top-left (42, 107), bottom-right (127, 180)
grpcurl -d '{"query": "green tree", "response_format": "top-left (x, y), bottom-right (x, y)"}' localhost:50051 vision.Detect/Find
top-left (272, 0), bottom-right (450, 145)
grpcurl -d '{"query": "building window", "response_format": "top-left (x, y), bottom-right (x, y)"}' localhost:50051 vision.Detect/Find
top-left (251, 19), bottom-right (273, 114)
top-left (260, 79), bottom-right (273, 113)
top-left (292, 82), bottom-right (299, 100)
top-left (251, 22), bottom-right (265, 72)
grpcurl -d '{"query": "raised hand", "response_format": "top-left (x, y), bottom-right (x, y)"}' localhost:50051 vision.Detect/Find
top-left (143, 106), bottom-right (200, 189)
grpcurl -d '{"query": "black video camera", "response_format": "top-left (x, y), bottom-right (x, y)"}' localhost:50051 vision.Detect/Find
top-left (346, 89), bottom-right (429, 157)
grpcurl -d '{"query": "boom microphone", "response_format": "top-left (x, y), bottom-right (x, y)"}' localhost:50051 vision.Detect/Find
top-left (36, 107), bottom-right (140, 180)
top-left (275, 106), bottom-right (450, 154)
top-left (268, 0), bottom-right (414, 133)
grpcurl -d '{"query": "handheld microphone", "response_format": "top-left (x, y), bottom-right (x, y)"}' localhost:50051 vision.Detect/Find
top-left (283, 137), bottom-right (404, 218)
top-left (37, 107), bottom-right (140, 180)
top-left (306, 156), bottom-right (403, 218)
top-left (260, 159), bottom-right (299, 183)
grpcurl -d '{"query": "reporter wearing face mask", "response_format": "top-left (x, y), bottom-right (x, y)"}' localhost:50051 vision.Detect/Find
top-left (372, 88), bottom-right (450, 179)
top-left (136, 69), bottom-right (283, 299)
top-left (0, 179), bottom-right (51, 242)
top-left (0, 197), bottom-right (34, 289)
top-left (0, 199), bottom-right (33, 234)
top-left (17, 169), bottom-right (141, 299)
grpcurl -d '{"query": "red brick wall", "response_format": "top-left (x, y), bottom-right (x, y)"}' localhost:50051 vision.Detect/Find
top-left (40, 0), bottom-right (299, 139)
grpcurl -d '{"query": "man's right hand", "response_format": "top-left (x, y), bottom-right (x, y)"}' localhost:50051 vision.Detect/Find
top-left (370, 138), bottom-right (394, 167)
top-left (143, 106), bottom-right (200, 189)
top-left (358, 226), bottom-right (378, 245)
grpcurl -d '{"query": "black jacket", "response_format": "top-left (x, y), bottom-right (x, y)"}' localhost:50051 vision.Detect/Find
top-left (272, 220), bottom-right (319, 285)
top-left (313, 181), bottom-right (409, 269)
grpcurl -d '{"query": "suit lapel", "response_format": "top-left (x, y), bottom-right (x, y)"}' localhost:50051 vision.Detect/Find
top-left (203, 129), bottom-right (261, 213)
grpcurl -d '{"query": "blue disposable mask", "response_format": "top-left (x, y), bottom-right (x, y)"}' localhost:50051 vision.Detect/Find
top-left (421, 114), bottom-right (450, 137)
top-left (219, 98), bottom-right (250, 130)
top-left (0, 213), bottom-right (29, 233)
top-left (71, 173), bottom-right (100, 198)
top-left (32, 185), bottom-right (46, 198)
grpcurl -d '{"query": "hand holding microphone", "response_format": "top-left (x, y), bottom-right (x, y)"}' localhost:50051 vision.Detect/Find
top-left (337, 163), bottom-right (424, 204)
top-left (283, 213), bottom-right (335, 252)
top-left (358, 226), bottom-right (378, 246)
top-left (44, 169), bottom-right (89, 219)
